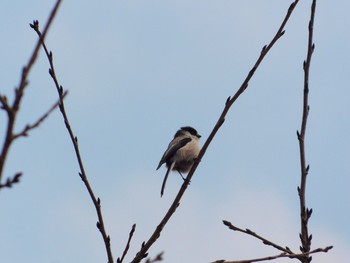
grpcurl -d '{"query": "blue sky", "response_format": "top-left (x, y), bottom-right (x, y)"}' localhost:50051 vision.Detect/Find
top-left (1, 1), bottom-right (349, 262)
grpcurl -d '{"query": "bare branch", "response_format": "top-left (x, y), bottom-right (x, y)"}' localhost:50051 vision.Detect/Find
top-left (31, 22), bottom-right (114, 263)
top-left (0, 173), bottom-right (22, 189)
top-left (220, 2), bottom-right (331, 263)
top-left (0, 95), bottom-right (11, 113)
top-left (12, 91), bottom-right (68, 140)
top-left (131, 1), bottom-right (300, 262)
top-left (297, 0), bottom-right (317, 261)
top-left (212, 246), bottom-right (333, 263)
top-left (222, 220), bottom-right (293, 254)
top-left (117, 224), bottom-right (137, 263)
top-left (145, 252), bottom-right (164, 263)
top-left (0, 0), bottom-right (62, 186)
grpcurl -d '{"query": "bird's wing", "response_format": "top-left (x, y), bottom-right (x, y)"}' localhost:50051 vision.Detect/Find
top-left (156, 137), bottom-right (192, 170)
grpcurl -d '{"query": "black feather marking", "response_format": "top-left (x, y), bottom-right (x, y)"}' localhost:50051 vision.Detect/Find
top-left (180, 126), bottom-right (200, 138)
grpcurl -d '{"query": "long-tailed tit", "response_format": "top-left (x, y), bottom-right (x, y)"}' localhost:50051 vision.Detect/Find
top-left (156, 126), bottom-right (201, 197)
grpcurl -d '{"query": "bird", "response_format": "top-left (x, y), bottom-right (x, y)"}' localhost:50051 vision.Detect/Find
top-left (156, 126), bottom-right (201, 197)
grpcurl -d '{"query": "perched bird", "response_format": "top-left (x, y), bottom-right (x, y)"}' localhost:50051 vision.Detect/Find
top-left (156, 126), bottom-right (201, 197)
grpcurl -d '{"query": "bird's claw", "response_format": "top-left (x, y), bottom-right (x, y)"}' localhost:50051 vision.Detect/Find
top-left (184, 177), bottom-right (191, 185)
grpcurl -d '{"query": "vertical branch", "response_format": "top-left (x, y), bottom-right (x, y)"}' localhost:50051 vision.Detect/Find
top-left (297, 0), bottom-right (317, 262)
top-left (31, 22), bottom-right (114, 263)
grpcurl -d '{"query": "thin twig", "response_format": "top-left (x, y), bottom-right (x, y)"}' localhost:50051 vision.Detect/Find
top-left (0, 0), bottom-right (62, 186)
top-left (222, 220), bottom-right (293, 254)
top-left (145, 252), bottom-right (164, 263)
top-left (31, 21), bottom-right (114, 263)
top-left (0, 92), bottom-right (65, 189)
top-left (12, 91), bottom-right (68, 140)
top-left (212, 246), bottom-right (333, 263)
top-left (131, 1), bottom-right (300, 262)
top-left (117, 224), bottom-right (136, 263)
top-left (0, 96), bottom-right (11, 112)
top-left (297, 1), bottom-right (317, 261)
top-left (0, 173), bottom-right (23, 189)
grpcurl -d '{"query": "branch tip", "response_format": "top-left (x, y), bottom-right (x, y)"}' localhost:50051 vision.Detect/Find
top-left (308, 234), bottom-right (312, 242)
top-left (285, 246), bottom-right (292, 253)
top-left (288, 2), bottom-right (295, 11)
top-left (29, 20), bottom-right (39, 30)
top-left (326, 246), bottom-right (333, 251)
top-left (0, 172), bottom-right (23, 189)
top-left (307, 208), bottom-right (313, 218)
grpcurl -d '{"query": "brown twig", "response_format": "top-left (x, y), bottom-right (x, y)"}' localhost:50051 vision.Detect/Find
top-left (222, 220), bottom-right (293, 254)
top-left (31, 21), bottom-right (114, 263)
top-left (131, 1), bottom-right (300, 262)
top-left (145, 252), bottom-right (164, 263)
top-left (211, 246), bottom-right (333, 263)
top-left (0, 92), bottom-right (66, 189)
top-left (0, 173), bottom-right (22, 189)
top-left (296, 0), bottom-right (317, 261)
top-left (0, 0), bottom-right (62, 187)
top-left (12, 91), bottom-right (68, 140)
top-left (117, 224), bottom-right (137, 263)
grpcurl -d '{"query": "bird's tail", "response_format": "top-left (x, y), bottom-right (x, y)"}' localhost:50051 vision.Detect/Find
top-left (161, 162), bottom-right (174, 197)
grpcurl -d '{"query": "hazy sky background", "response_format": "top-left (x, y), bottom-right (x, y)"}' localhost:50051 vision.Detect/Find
top-left (1, 1), bottom-right (349, 262)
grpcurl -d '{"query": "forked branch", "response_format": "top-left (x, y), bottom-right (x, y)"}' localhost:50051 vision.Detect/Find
top-left (0, 0), bottom-right (62, 189)
top-left (215, 1), bottom-right (332, 263)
